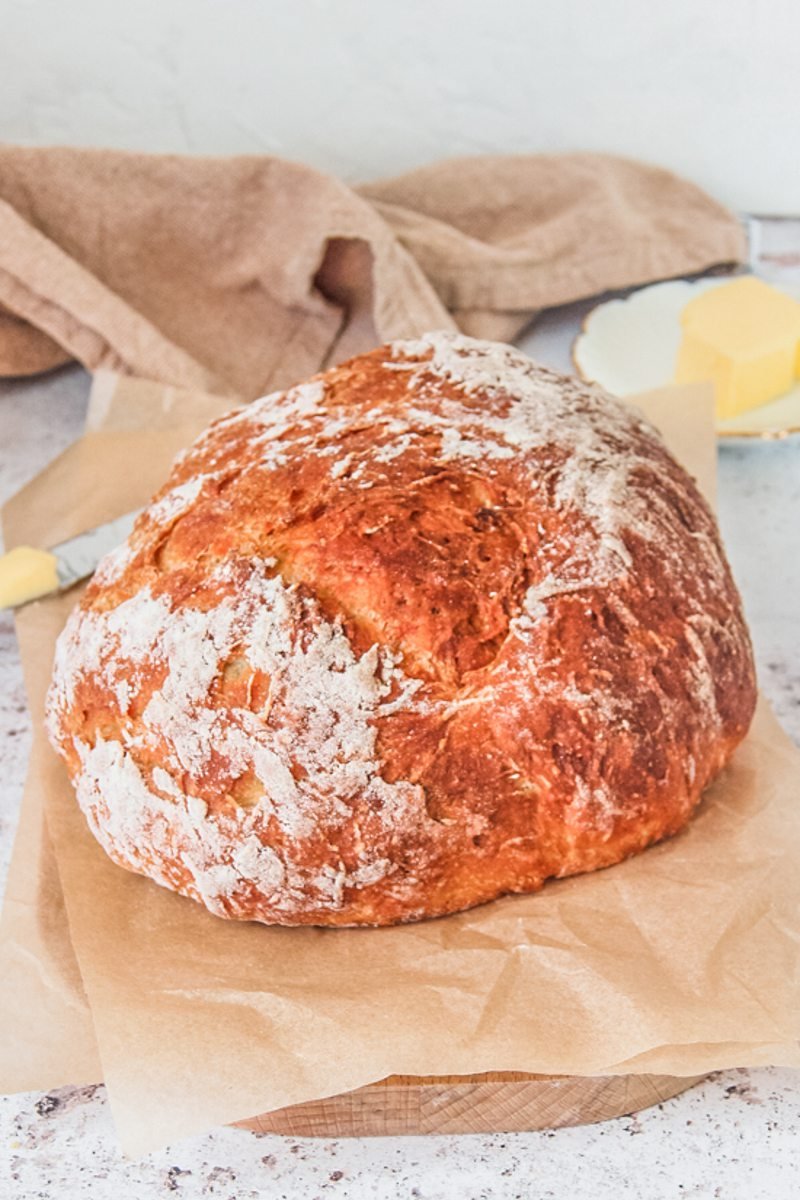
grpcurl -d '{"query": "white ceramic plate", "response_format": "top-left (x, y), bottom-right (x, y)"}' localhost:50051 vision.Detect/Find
top-left (573, 277), bottom-right (800, 439)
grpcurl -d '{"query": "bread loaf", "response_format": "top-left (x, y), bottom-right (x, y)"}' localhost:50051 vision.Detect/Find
top-left (46, 333), bottom-right (756, 926)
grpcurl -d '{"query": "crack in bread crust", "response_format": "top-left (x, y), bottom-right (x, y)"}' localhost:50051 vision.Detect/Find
top-left (46, 333), bottom-right (757, 926)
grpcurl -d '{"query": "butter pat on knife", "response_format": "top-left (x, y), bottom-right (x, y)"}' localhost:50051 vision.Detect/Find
top-left (0, 546), bottom-right (60, 608)
top-left (0, 509), bottom-right (139, 610)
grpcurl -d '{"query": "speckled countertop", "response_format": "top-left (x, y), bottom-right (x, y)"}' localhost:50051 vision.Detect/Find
top-left (1, 311), bottom-right (799, 1198)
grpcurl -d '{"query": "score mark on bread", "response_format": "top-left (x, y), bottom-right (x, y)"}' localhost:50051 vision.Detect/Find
top-left (45, 333), bottom-right (756, 926)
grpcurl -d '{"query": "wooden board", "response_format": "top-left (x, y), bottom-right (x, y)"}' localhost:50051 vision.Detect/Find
top-left (236, 1071), bottom-right (706, 1137)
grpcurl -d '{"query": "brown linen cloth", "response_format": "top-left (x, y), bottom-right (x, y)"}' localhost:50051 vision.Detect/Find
top-left (0, 147), bottom-right (744, 396)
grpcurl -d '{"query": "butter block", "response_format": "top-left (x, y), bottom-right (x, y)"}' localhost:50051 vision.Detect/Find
top-left (675, 277), bottom-right (800, 419)
top-left (0, 545), bottom-right (59, 609)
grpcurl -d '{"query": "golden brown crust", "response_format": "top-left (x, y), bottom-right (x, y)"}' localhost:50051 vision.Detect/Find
top-left (46, 333), bottom-right (757, 925)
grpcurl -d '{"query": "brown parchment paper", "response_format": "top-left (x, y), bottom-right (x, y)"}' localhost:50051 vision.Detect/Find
top-left (2, 374), bottom-right (800, 1156)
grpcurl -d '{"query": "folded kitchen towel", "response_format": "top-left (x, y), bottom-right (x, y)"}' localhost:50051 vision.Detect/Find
top-left (0, 146), bottom-right (745, 399)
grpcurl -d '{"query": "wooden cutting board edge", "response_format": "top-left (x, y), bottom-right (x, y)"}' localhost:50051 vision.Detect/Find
top-left (234, 1070), bottom-right (708, 1137)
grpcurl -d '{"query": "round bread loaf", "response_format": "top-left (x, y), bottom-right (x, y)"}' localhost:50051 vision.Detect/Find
top-left (46, 333), bottom-right (756, 926)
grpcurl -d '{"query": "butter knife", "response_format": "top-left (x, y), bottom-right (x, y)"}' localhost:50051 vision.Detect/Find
top-left (0, 509), bottom-right (140, 610)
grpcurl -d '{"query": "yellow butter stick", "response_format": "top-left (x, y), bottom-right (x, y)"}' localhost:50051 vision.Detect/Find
top-left (0, 545), bottom-right (60, 609)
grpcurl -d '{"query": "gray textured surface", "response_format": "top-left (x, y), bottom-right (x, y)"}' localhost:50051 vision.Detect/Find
top-left (2, 1068), bottom-right (800, 1200)
top-left (1, 341), bottom-right (798, 1197)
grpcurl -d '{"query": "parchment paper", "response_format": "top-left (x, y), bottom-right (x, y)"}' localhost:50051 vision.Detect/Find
top-left (2, 374), bottom-right (800, 1156)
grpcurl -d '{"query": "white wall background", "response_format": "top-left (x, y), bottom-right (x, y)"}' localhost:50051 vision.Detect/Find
top-left (2, 0), bottom-right (798, 213)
